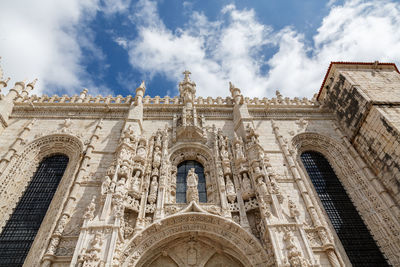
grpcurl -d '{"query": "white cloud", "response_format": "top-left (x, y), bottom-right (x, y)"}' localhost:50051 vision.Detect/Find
top-left (267, 0), bottom-right (400, 97)
top-left (128, 0), bottom-right (272, 98)
top-left (114, 37), bottom-right (129, 49)
top-left (102, 0), bottom-right (131, 15)
top-left (127, 0), bottom-right (400, 98)
top-left (0, 0), bottom-right (132, 95)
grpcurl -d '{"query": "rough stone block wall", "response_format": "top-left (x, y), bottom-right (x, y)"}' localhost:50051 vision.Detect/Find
top-left (354, 106), bottom-right (400, 203)
top-left (322, 66), bottom-right (400, 205)
top-left (323, 72), bottom-right (370, 140)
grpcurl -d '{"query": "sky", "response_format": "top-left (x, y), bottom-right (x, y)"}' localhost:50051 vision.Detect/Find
top-left (0, 0), bottom-right (399, 98)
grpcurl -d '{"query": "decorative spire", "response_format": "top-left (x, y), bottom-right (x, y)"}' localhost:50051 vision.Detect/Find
top-left (179, 70), bottom-right (196, 107)
top-left (135, 80), bottom-right (146, 106)
top-left (139, 80), bottom-right (146, 90)
top-left (229, 82), bottom-right (242, 105)
top-left (182, 70), bottom-right (192, 82)
top-left (27, 78), bottom-right (38, 90)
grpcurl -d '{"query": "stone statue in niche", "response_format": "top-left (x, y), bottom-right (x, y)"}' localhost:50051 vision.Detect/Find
top-left (155, 132), bottom-right (162, 148)
top-left (257, 178), bottom-right (270, 203)
top-left (136, 141), bottom-right (146, 158)
top-left (115, 178), bottom-right (127, 198)
top-left (241, 172), bottom-right (253, 200)
top-left (235, 142), bottom-right (244, 159)
top-left (131, 170), bottom-right (142, 198)
top-left (225, 175), bottom-right (236, 203)
top-left (220, 146), bottom-right (229, 161)
top-left (148, 176), bottom-right (158, 204)
top-left (153, 146), bottom-right (162, 168)
top-left (101, 176), bottom-right (112, 195)
top-left (186, 168), bottom-right (199, 203)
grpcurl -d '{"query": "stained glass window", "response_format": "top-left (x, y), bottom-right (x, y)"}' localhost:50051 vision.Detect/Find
top-left (0, 154), bottom-right (69, 266)
top-left (176, 160), bottom-right (207, 203)
top-left (301, 151), bottom-right (388, 266)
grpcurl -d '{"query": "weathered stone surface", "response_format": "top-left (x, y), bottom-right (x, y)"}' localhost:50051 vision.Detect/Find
top-left (0, 63), bottom-right (398, 266)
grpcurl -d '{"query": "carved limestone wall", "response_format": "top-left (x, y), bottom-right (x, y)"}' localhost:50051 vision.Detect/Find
top-left (0, 65), bottom-right (398, 267)
top-left (292, 132), bottom-right (400, 266)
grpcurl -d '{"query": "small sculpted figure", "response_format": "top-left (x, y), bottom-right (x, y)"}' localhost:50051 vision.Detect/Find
top-left (131, 170), bottom-right (142, 194)
top-left (115, 178), bottom-right (127, 198)
top-left (186, 168), bottom-right (199, 203)
top-left (148, 176), bottom-right (158, 204)
top-left (101, 175), bottom-right (112, 195)
top-left (153, 146), bottom-right (162, 168)
top-left (235, 142), bottom-right (244, 159)
top-left (225, 176), bottom-right (236, 203)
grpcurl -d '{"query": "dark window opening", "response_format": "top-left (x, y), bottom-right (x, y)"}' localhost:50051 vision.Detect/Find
top-left (176, 160), bottom-right (207, 203)
top-left (301, 151), bottom-right (388, 267)
top-left (0, 154), bottom-right (69, 266)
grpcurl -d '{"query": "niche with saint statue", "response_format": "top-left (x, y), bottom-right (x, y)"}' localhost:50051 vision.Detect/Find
top-left (176, 160), bottom-right (207, 203)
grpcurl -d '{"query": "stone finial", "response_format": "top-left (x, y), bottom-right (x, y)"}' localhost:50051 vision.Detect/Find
top-left (182, 70), bottom-right (192, 82)
top-left (229, 82), bottom-right (242, 105)
top-left (27, 78), bottom-right (38, 90)
top-left (0, 77), bottom-right (10, 93)
top-left (135, 81), bottom-right (146, 105)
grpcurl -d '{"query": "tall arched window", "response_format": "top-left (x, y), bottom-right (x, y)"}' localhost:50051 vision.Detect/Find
top-left (176, 160), bottom-right (207, 203)
top-left (0, 154), bottom-right (69, 266)
top-left (301, 151), bottom-right (388, 266)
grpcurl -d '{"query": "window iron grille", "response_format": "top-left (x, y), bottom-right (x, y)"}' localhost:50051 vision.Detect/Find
top-left (0, 155), bottom-right (69, 266)
top-left (301, 151), bottom-right (388, 267)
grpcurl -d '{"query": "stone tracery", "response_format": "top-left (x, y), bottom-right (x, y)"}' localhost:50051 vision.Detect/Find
top-left (0, 64), bottom-right (397, 266)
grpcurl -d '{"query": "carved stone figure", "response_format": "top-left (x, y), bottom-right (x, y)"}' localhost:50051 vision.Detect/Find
top-left (148, 176), bottom-right (158, 204)
top-left (115, 178), bottom-right (127, 198)
top-left (131, 170), bottom-right (142, 197)
top-left (101, 176), bottom-right (112, 195)
top-left (220, 146), bottom-right (229, 161)
top-left (288, 199), bottom-right (300, 218)
top-left (136, 141), bottom-right (146, 158)
top-left (225, 175), bottom-right (236, 203)
top-left (152, 146), bottom-right (162, 168)
top-left (186, 168), bottom-right (199, 203)
top-left (84, 196), bottom-right (96, 221)
top-left (235, 142), bottom-right (244, 159)
top-left (257, 178), bottom-right (270, 203)
top-left (283, 230), bottom-right (311, 267)
top-left (241, 172), bottom-right (253, 200)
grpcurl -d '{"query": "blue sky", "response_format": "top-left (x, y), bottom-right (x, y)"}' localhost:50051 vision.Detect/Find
top-left (1, 0), bottom-right (399, 98)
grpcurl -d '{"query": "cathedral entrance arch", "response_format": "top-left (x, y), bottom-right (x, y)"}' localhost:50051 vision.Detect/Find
top-left (121, 212), bottom-right (269, 266)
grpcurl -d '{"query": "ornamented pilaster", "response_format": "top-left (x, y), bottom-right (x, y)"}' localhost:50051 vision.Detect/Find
top-left (271, 120), bottom-right (341, 266)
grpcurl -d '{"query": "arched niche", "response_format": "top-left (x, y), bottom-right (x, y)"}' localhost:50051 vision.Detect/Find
top-left (120, 212), bottom-right (269, 266)
top-left (292, 132), bottom-right (399, 266)
top-left (0, 134), bottom-right (83, 266)
top-left (169, 143), bottom-right (217, 204)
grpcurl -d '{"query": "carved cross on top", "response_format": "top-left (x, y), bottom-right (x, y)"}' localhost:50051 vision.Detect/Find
top-left (183, 70), bottom-right (191, 81)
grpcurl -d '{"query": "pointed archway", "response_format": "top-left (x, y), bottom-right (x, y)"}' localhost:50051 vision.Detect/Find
top-left (120, 209), bottom-right (270, 266)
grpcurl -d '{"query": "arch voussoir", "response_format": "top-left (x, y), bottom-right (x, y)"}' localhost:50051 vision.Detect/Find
top-left (121, 213), bottom-right (269, 267)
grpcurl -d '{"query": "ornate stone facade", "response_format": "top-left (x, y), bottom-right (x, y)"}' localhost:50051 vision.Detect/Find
top-left (0, 62), bottom-right (399, 266)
